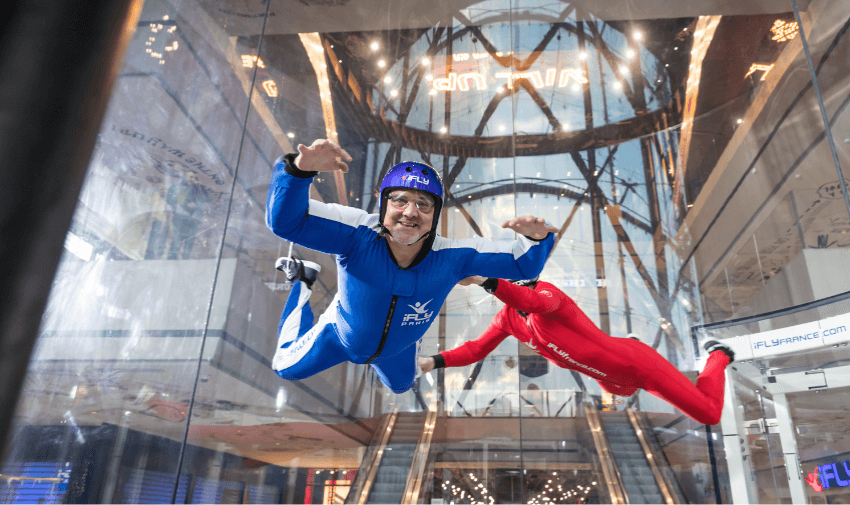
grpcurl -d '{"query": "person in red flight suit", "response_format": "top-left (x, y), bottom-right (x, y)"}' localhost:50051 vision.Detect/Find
top-left (420, 276), bottom-right (735, 425)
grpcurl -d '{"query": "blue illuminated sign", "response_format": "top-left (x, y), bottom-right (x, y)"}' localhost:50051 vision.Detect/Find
top-left (817, 460), bottom-right (850, 489)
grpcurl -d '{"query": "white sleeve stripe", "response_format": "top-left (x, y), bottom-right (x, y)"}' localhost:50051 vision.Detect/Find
top-left (308, 200), bottom-right (376, 229)
top-left (432, 235), bottom-right (536, 259)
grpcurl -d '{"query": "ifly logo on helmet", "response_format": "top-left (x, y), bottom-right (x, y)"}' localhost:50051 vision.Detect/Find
top-left (401, 174), bottom-right (429, 185)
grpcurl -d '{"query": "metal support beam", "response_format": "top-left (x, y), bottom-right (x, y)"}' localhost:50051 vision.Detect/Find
top-left (773, 393), bottom-right (808, 504)
top-left (720, 372), bottom-right (759, 504)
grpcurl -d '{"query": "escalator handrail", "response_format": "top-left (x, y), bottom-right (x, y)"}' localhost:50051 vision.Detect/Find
top-left (584, 401), bottom-right (630, 505)
top-left (401, 409), bottom-right (438, 504)
top-left (625, 408), bottom-right (680, 505)
top-left (349, 407), bottom-right (399, 504)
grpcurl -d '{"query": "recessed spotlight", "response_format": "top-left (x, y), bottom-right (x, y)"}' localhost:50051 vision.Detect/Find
top-left (370, 41), bottom-right (379, 51)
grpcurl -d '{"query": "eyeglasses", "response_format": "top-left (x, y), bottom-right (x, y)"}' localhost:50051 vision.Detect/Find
top-left (388, 192), bottom-right (435, 213)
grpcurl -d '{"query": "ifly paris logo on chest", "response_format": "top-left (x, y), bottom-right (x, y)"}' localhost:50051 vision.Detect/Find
top-left (402, 299), bottom-right (434, 326)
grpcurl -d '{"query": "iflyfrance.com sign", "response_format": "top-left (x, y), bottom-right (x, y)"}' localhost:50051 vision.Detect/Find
top-left (714, 312), bottom-right (850, 362)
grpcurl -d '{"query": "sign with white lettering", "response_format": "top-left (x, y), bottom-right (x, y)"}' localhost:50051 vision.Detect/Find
top-left (707, 311), bottom-right (850, 361)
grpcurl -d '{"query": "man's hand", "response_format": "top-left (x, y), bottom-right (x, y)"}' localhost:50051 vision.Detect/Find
top-left (419, 357), bottom-right (435, 374)
top-left (458, 275), bottom-right (486, 286)
top-left (501, 216), bottom-right (558, 240)
top-left (294, 139), bottom-right (353, 173)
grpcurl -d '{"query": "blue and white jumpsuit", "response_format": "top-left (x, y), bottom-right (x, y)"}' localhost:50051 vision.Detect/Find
top-left (266, 157), bottom-right (555, 393)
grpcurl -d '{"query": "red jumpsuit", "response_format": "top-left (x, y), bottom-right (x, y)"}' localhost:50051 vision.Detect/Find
top-left (440, 279), bottom-right (730, 425)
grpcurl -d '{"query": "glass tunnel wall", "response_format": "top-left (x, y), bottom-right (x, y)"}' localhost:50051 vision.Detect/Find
top-left (3, 0), bottom-right (850, 504)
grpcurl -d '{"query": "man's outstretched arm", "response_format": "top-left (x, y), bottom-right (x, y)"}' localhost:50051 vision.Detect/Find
top-left (456, 217), bottom-right (557, 283)
top-left (266, 139), bottom-right (367, 255)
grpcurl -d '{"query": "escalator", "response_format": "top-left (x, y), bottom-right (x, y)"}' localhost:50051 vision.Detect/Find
top-left (585, 401), bottom-right (683, 504)
top-left (600, 411), bottom-right (665, 504)
top-left (347, 409), bottom-right (437, 504)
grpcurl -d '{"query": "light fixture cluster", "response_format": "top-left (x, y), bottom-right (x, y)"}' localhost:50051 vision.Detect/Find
top-left (145, 15), bottom-right (178, 65)
top-left (442, 471), bottom-right (495, 505)
top-left (770, 19), bottom-right (799, 42)
top-left (527, 476), bottom-right (597, 504)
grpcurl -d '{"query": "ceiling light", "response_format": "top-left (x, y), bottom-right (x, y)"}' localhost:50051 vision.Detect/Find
top-left (377, 59), bottom-right (386, 67)
top-left (370, 41), bottom-right (379, 51)
top-left (390, 89), bottom-right (398, 97)
top-left (383, 76), bottom-right (391, 83)
top-left (422, 57), bottom-right (430, 65)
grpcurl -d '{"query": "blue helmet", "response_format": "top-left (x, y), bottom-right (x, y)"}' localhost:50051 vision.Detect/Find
top-left (379, 161), bottom-right (444, 235)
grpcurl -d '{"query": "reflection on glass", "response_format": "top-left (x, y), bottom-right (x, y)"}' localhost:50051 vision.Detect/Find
top-left (6, 0), bottom-right (850, 503)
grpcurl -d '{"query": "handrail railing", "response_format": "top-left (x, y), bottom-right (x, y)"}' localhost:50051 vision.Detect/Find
top-left (401, 409), bottom-right (438, 504)
top-left (583, 401), bottom-right (629, 504)
top-left (346, 407), bottom-right (399, 504)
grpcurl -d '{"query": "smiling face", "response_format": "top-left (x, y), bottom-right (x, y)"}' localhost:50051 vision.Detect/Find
top-left (382, 189), bottom-right (435, 246)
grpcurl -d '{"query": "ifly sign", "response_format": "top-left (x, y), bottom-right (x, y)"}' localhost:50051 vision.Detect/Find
top-left (806, 460), bottom-right (850, 492)
top-left (745, 313), bottom-right (850, 360)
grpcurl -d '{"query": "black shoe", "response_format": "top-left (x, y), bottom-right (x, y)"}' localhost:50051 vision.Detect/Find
top-left (704, 340), bottom-right (735, 363)
top-left (275, 258), bottom-right (321, 289)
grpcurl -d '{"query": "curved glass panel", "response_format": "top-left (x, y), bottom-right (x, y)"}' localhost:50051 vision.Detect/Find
top-left (4, 0), bottom-right (850, 504)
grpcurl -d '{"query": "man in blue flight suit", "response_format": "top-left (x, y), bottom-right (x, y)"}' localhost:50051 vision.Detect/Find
top-left (266, 139), bottom-right (557, 393)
